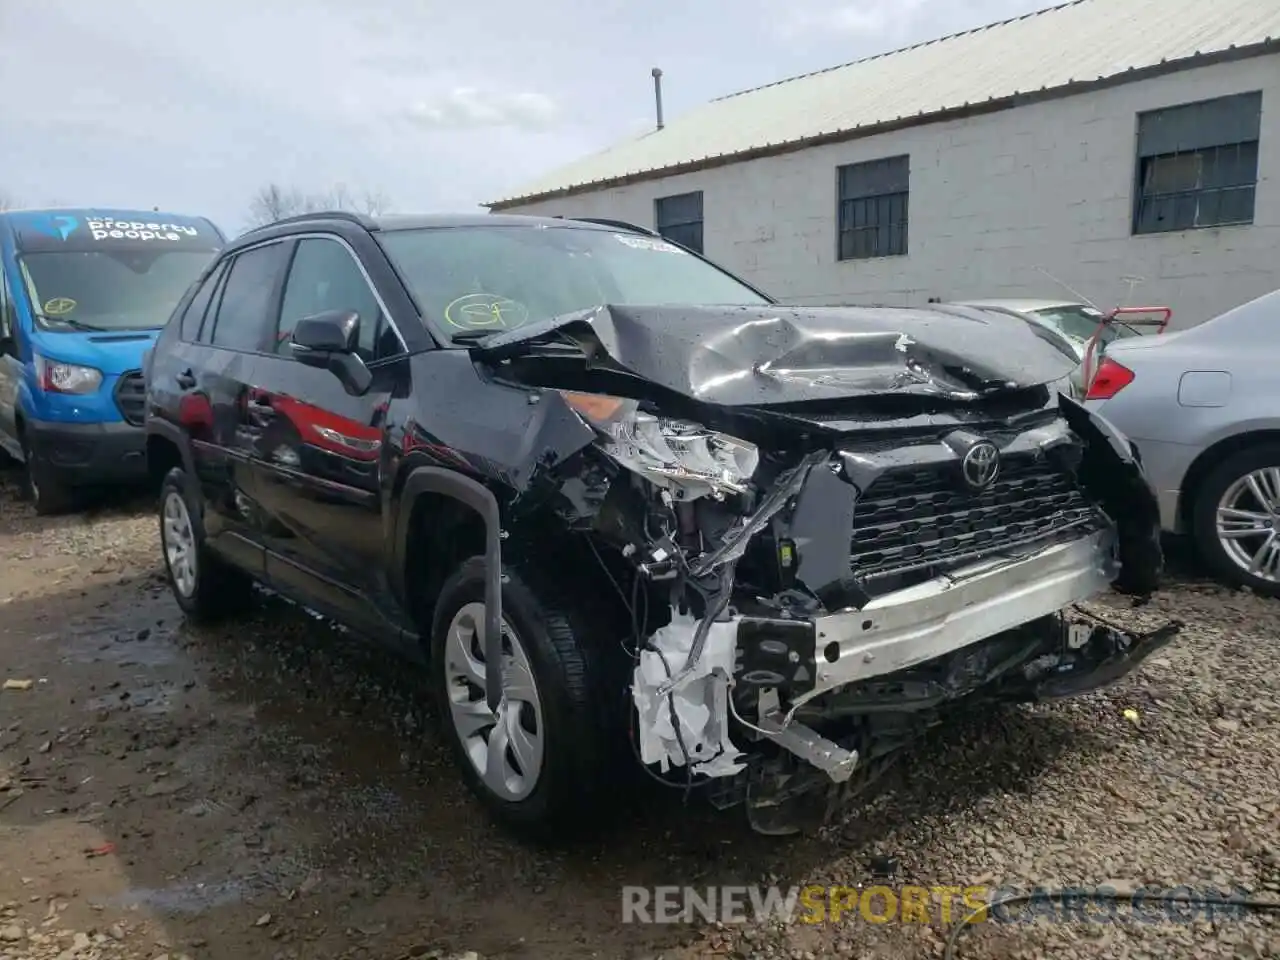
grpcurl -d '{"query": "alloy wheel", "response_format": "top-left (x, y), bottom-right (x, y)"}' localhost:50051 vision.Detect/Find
top-left (1215, 466), bottom-right (1280, 584)
top-left (443, 601), bottom-right (545, 801)
top-left (162, 490), bottom-right (199, 598)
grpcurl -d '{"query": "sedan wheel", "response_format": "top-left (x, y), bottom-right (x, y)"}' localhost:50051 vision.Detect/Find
top-left (1193, 444), bottom-right (1280, 598)
top-left (442, 601), bottom-right (545, 802)
top-left (1215, 467), bottom-right (1280, 585)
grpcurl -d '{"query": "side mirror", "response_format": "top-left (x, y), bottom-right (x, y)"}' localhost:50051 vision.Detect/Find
top-left (292, 309), bottom-right (359, 354)
top-left (289, 310), bottom-right (372, 395)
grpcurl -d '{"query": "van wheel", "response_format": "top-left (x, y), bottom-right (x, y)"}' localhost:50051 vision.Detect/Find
top-left (1191, 443), bottom-right (1280, 598)
top-left (19, 435), bottom-right (75, 516)
top-left (431, 556), bottom-right (617, 837)
top-left (159, 467), bottom-right (254, 621)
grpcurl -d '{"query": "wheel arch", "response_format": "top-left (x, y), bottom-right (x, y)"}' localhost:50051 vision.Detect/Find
top-left (1177, 428), bottom-right (1280, 531)
top-left (144, 420), bottom-right (197, 483)
top-left (392, 466), bottom-right (505, 710)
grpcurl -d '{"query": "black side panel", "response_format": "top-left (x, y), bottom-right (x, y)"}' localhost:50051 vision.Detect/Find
top-left (1059, 396), bottom-right (1163, 596)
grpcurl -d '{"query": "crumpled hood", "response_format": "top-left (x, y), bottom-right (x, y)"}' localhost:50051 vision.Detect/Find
top-left (475, 303), bottom-right (1080, 406)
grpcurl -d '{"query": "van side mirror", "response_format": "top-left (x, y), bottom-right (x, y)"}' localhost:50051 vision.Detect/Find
top-left (289, 310), bottom-right (372, 395)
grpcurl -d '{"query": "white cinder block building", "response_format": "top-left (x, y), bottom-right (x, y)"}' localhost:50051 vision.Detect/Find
top-left (489, 0), bottom-right (1280, 328)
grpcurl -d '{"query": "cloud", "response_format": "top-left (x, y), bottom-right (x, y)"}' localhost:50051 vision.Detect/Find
top-left (405, 89), bottom-right (562, 131)
top-left (768, 0), bottom-right (1052, 42)
top-left (0, 0), bottom-right (1058, 230)
top-left (778, 0), bottom-right (930, 39)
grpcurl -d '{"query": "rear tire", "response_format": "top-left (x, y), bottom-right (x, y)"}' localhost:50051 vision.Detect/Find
top-left (19, 433), bottom-right (76, 516)
top-left (430, 556), bottom-right (618, 838)
top-left (1191, 443), bottom-right (1280, 598)
top-left (159, 466), bottom-right (255, 621)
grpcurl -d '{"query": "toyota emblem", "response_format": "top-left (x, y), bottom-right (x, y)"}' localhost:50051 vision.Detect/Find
top-left (961, 440), bottom-right (1000, 490)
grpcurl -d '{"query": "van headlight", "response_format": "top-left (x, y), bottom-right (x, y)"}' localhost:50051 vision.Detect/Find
top-left (35, 355), bottom-right (103, 395)
top-left (559, 391), bottom-right (758, 501)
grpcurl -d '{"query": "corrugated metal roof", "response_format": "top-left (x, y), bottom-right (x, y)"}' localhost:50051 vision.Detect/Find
top-left (490, 0), bottom-right (1280, 207)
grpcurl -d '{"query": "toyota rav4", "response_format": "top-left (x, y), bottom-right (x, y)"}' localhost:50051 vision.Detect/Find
top-left (143, 211), bottom-right (1180, 837)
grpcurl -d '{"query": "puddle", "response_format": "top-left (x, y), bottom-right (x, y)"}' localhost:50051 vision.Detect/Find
top-left (63, 620), bottom-right (182, 669)
top-left (84, 685), bottom-right (176, 715)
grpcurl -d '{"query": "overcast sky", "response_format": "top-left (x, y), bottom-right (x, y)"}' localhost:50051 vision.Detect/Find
top-left (0, 0), bottom-right (1057, 236)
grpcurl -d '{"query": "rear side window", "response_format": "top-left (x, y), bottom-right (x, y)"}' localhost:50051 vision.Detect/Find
top-left (179, 262), bottom-right (226, 341)
top-left (208, 242), bottom-right (288, 352)
top-left (276, 237), bottom-right (394, 360)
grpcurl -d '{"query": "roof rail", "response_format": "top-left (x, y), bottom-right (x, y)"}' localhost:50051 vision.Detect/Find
top-left (554, 215), bottom-right (659, 236)
top-left (243, 209), bottom-right (375, 234)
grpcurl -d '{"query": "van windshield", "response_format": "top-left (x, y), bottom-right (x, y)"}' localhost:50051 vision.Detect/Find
top-left (377, 225), bottom-right (770, 341)
top-left (19, 248), bottom-right (214, 332)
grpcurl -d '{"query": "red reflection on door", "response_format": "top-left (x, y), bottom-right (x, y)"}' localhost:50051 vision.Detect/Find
top-left (271, 395), bottom-right (382, 462)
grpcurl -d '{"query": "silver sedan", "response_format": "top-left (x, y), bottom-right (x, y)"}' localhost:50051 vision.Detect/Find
top-left (1082, 289), bottom-right (1280, 597)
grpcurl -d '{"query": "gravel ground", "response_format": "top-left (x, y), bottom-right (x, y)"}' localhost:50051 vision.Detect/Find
top-left (0, 469), bottom-right (1277, 960)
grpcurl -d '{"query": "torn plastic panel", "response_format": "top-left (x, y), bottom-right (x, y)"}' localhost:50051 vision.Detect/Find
top-left (717, 609), bottom-right (1182, 835)
top-left (632, 611), bottom-right (747, 778)
top-left (471, 303), bottom-right (1080, 407)
top-left (1058, 394), bottom-right (1164, 596)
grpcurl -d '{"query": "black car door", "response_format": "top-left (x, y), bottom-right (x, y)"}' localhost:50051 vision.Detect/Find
top-left (246, 234), bottom-right (408, 640)
top-left (180, 240), bottom-right (292, 571)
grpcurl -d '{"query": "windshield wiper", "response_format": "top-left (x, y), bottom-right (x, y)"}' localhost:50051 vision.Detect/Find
top-left (450, 330), bottom-right (499, 344)
top-left (33, 313), bottom-right (107, 332)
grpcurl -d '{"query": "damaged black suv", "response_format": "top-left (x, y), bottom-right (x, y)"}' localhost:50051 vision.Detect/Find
top-left (143, 211), bottom-right (1180, 836)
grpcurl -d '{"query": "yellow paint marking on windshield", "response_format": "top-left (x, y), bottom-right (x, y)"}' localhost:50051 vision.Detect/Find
top-left (43, 297), bottom-right (77, 316)
top-left (443, 293), bottom-right (529, 330)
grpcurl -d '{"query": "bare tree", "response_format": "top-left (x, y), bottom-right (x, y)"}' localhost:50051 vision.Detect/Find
top-left (246, 182), bottom-right (392, 227)
top-left (0, 190), bottom-right (17, 212)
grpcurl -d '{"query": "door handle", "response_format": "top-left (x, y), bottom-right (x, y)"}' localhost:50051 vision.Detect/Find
top-left (176, 369), bottom-right (196, 389)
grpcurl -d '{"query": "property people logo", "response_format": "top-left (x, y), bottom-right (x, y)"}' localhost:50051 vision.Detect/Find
top-left (29, 213), bottom-right (79, 241)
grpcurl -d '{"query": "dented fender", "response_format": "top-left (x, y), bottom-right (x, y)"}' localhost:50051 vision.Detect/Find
top-left (1058, 394), bottom-right (1164, 596)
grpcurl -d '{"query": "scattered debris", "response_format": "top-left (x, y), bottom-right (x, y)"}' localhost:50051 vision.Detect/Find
top-left (2, 679), bottom-right (33, 692)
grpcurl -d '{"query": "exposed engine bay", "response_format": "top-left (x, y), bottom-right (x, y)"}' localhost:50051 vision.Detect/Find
top-left (472, 302), bottom-right (1181, 835)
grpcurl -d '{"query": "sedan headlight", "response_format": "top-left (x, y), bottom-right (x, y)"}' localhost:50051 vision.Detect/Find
top-left (560, 391), bottom-right (759, 500)
top-left (34, 355), bottom-right (103, 395)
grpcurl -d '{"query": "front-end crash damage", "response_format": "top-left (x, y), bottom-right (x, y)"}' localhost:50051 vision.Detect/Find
top-left (475, 303), bottom-right (1183, 835)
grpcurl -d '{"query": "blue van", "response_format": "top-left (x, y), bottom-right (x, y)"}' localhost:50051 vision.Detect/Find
top-left (0, 208), bottom-right (224, 513)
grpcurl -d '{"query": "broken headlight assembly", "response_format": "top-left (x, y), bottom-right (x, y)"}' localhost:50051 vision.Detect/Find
top-left (560, 391), bottom-right (759, 501)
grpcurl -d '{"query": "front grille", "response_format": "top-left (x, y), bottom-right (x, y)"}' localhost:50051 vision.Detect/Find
top-left (849, 453), bottom-right (1103, 587)
top-left (114, 370), bottom-right (146, 426)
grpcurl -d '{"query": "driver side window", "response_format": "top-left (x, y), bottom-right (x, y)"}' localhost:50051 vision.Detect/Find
top-left (277, 238), bottom-right (398, 361)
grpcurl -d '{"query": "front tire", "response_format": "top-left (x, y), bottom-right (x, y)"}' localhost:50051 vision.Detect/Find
top-left (159, 467), bottom-right (255, 621)
top-left (1191, 443), bottom-right (1280, 598)
top-left (19, 433), bottom-right (76, 516)
top-left (431, 556), bottom-right (617, 837)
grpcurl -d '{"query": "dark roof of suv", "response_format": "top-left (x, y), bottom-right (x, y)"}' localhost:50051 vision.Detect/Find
top-left (228, 210), bottom-right (641, 255)
top-left (375, 213), bottom-right (612, 231)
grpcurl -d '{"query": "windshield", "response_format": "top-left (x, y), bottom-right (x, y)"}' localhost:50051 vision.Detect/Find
top-left (1032, 305), bottom-right (1142, 345)
top-left (18, 249), bottom-right (214, 331)
top-left (377, 225), bottom-right (770, 340)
